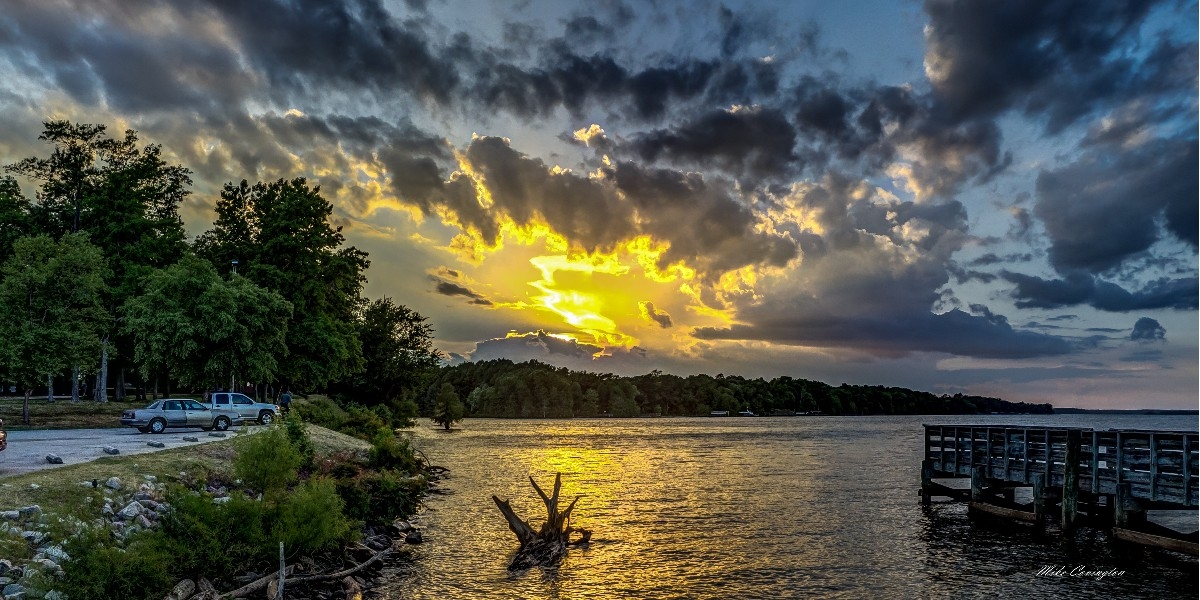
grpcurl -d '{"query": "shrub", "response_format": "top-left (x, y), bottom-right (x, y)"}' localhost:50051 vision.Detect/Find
top-left (368, 432), bottom-right (421, 473)
top-left (273, 477), bottom-right (355, 554)
top-left (389, 397), bottom-right (420, 428)
top-left (57, 527), bottom-right (174, 600)
top-left (336, 470), bottom-right (423, 525)
top-left (294, 395), bottom-right (348, 430)
top-left (233, 426), bottom-right (302, 498)
top-left (158, 490), bottom-right (271, 578)
top-left (284, 413), bottom-right (316, 471)
top-left (339, 405), bottom-right (390, 441)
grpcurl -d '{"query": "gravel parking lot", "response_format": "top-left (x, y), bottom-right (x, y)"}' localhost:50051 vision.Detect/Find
top-left (0, 426), bottom-right (261, 476)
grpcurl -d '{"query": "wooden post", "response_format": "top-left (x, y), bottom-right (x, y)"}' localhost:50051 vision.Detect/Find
top-left (1062, 429), bottom-right (1081, 534)
top-left (277, 541), bottom-right (285, 600)
top-left (1114, 482), bottom-right (1145, 528)
top-left (971, 466), bottom-right (985, 502)
top-left (1184, 434), bottom-right (1193, 508)
top-left (1149, 433), bottom-right (1158, 502)
top-left (921, 459), bottom-right (934, 505)
top-left (1032, 472), bottom-right (1046, 524)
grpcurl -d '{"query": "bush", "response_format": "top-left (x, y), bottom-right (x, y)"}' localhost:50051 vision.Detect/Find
top-left (158, 490), bottom-right (271, 578)
top-left (389, 397), bottom-right (420, 428)
top-left (339, 405), bottom-right (391, 441)
top-left (57, 527), bottom-right (175, 600)
top-left (284, 413), bottom-right (316, 471)
top-left (336, 470), bottom-right (423, 525)
top-left (294, 396), bottom-right (348, 430)
top-left (368, 432), bottom-right (421, 473)
top-left (233, 426), bottom-right (302, 497)
top-left (273, 477), bottom-right (355, 554)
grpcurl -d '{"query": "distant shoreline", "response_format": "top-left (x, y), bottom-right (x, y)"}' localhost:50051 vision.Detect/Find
top-left (1051, 408), bottom-right (1199, 415)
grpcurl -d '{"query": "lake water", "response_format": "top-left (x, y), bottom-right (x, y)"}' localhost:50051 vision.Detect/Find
top-left (382, 415), bottom-right (1198, 599)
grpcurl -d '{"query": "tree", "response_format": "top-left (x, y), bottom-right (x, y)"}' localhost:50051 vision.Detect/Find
top-left (339, 298), bottom-right (442, 409)
top-left (0, 234), bottom-right (107, 423)
top-left (432, 383), bottom-right (464, 430)
top-left (195, 179), bottom-right (369, 390)
top-left (122, 255), bottom-right (292, 393)
top-left (5, 120), bottom-right (191, 401)
top-left (0, 177), bottom-right (33, 265)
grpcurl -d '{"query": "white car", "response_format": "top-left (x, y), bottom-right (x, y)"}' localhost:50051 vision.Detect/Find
top-left (120, 399), bottom-right (243, 433)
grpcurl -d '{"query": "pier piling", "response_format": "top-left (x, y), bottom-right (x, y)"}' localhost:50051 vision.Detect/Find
top-left (921, 424), bottom-right (1198, 555)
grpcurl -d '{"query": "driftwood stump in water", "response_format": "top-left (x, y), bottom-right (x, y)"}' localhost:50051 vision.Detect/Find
top-left (492, 473), bottom-right (592, 570)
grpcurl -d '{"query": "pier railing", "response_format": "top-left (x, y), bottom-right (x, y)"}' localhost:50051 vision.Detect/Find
top-left (923, 425), bottom-right (1198, 507)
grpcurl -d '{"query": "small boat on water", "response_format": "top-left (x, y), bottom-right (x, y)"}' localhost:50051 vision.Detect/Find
top-left (709, 410), bottom-right (730, 417)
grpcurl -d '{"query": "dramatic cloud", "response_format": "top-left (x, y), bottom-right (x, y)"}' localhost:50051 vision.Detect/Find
top-left (694, 308), bottom-right (1071, 359)
top-left (470, 331), bottom-right (602, 363)
top-left (0, 0), bottom-right (1194, 407)
top-left (632, 106), bottom-right (797, 179)
top-left (1130, 317), bottom-right (1166, 342)
top-left (922, 0), bottom-right (1171, 130)
top-left (1034, 136), bottom-right (1198, 274)
top-left (1002, 271), bottom-right (1198, 311)
top-left (639, 301), bottom-right (673, 328)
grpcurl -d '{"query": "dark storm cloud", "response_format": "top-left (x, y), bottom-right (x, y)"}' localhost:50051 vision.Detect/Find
top-left (631, 107), bottom-right (797, 179)
top-left (779, 79), bottom-right (1009, 195)
top-left (428, 136), bottom-right (796, 278)
top-left (639, 301), bottom-right (673, 328)
top-left (611, 161), bottom-right (797, 275)
top-left (471, 49), bottom-right (722, 120)
top-left (922, 0), bottom-right (1170, 130)
top-left (1, 0), bottom-right (1005, 202)
top-left (459, 136), bottom-right (635, 250)
top-left (1002, 271), bottom-right (1198, 311)
top-left (1129, 317), bottom-right (1165, 341)
top-left (693, 307), bottom-right (1071, 359)
top-left (1034, 136), bottom-right (1198, 273)
top-left (432, 278), bottom-right (493, 306)
top-left (968, 253), bottom-right (1033, 267)
top-left (0, 1), bottom-right (252, 115)
top-left (209, 0), bottom-right (461, 104)
top-left (471, 331), bottom-right (603, 362)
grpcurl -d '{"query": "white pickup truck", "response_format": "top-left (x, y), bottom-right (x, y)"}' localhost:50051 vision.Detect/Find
top-left (204, 392), bottom-right (281, 425)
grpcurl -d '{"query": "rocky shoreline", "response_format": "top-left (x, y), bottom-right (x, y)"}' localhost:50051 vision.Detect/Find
top-left (0, 465), bottom-right (441, 600)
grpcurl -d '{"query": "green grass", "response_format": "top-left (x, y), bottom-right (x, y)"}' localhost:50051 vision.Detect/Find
top-left (0, 396), bottom-right (172, 430)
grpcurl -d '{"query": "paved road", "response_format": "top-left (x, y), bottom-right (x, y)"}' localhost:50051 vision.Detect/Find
top-left (0, 426), bottom-right (261, 476)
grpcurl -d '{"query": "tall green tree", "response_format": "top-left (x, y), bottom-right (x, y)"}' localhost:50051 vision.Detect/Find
top-left (5, 121), bottom-right (191, 400)
top-left (0, 176), bottom-right (33, 265)
top-left (432, 383), bottom-right (464, 430)
top-left (195, 179), bottom-right (369, 390)
top-left (340, 298), bottom-right (442, 408)
top-left (0, 234), bottom-right (107, 422)
top-left (122, 255), bottom-right (292, 394)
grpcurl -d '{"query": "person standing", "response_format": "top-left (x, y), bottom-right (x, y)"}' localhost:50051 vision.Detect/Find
top-left (280, 389), bottom-right (292, 416)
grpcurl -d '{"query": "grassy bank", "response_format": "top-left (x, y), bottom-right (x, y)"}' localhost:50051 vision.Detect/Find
top-left (0, 396), bottom-right (142, 430)
top-left (0, 413), bottom-right (426, 600)
top-left (0, 424), bottom-right (368, 511)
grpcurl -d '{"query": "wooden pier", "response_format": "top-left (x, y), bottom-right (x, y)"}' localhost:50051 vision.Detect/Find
top-left (921, 424), bottom-right (1198, 555)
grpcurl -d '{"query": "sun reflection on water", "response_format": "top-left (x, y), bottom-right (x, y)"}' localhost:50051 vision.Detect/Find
top-left (386, 417), bottom-right (1197, 600)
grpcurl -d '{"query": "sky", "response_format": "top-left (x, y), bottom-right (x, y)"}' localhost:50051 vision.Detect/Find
top-left (0, 0), bottom-right (1196, 409)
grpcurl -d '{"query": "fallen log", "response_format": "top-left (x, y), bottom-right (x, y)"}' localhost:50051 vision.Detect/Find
top-left (211, 546), bottom-right (389, 599)
top-left (492, 473), bottom-right (591, 571)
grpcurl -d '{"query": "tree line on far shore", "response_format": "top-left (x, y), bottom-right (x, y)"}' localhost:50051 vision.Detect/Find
top-left (414, 359), bottom-right (1053, 418)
